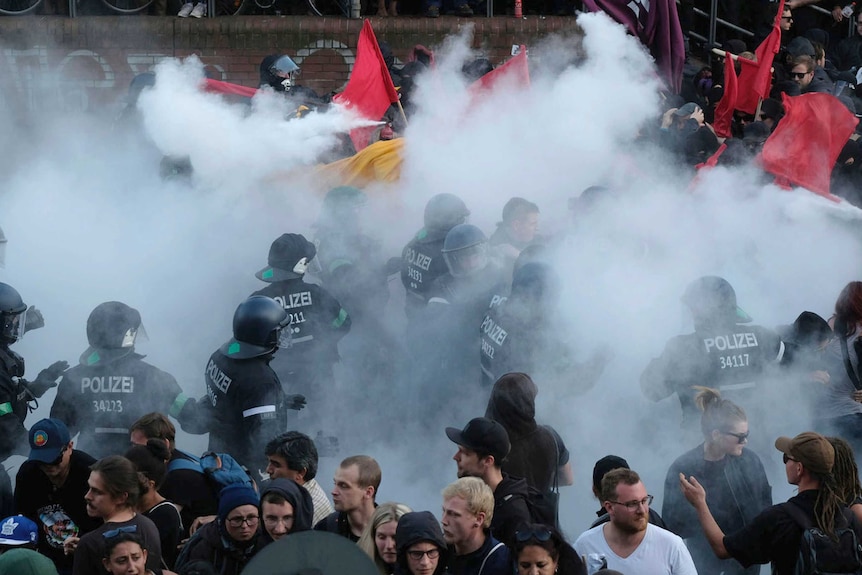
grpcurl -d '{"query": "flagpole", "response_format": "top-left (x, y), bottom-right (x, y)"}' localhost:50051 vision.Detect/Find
top-left (755, 98), bottom-right (763, 120)
top-left (396, 99), bottom-right (408, 125)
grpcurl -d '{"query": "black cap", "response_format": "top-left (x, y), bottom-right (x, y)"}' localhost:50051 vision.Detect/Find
top-left (592, 455), bottom-right (629, 492)
top-left (445, 417), bottom-right (510, 463)
top-left (256, 234), bottom-right (317, 282)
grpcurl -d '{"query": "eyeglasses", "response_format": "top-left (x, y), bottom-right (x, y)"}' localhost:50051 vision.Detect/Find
top-left (40, 445), bottom-right (69, 467)
top-left (783, 453), bottom-right (798, 464)
top-left (103, 525), bottom-right (138, 539)
top-left (407, 549), bottom-right (440, 560)
top-left (722, 431), bottom-right (749, 444)
top-left (515, 527), bottom-right (552, 542)
top-left (226, 515), bottom-right (259, 527)
top-left (790, 72), bottom-right (809, 79)
top-left (608, 495), bottom-right (653, 511)
top-left (263, 517), bottom-right (293, 527)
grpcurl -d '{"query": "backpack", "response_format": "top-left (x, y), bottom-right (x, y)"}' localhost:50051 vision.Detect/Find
top-left (783, 501), bottom-right (862, 575)
top-left (167, 450), bottom-right (257, 494)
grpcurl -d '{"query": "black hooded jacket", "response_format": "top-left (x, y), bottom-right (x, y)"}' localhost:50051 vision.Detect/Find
top-left (174, 519), bottom-right (261, 575)
top-left (258, 478), bottom-right (314, 545)
top-left (491, 474), bottom-right (532, 549)
top-left (395, 511), bottom-right (448, 575)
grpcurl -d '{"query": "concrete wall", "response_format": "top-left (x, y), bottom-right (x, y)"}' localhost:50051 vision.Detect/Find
top-left (0, 16), bottom-right (580, 111)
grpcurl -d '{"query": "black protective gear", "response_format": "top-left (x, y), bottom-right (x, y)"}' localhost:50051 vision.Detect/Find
top-left (24, 305), bottom-right (44, 333)
top-left (317, 186), bottom-right (367, 231)
top-left (255, 234), bottom-right (317, 283)
top-left (260, 54), bottom-right (301, 92)
top-left (284, 393), bottom-right (307, 410)
top-left (423, 193), bottom-right (469, 232)
top-left (219, 296), bottom-right (290, 360)
top-left (0, 283), bottom-right (26, 344)
top-left (682, 276), bottom-right (753, 325)
top-left (441, 224), bottom-right (489, 278)
top-left (27, 360), bottom-right (69, 398)
top-left (82, 301), bottom-right (143, 365)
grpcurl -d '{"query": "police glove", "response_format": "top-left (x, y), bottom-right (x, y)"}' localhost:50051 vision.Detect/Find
top-left (28, 360), bottom-right (69, 398)
top-left (285, 394), bottom-right (307, 411)
top-left (24, 305), bottom-right (45, 333)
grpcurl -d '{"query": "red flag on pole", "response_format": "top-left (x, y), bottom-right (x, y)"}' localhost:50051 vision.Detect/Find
top-left (759, 92), bottom-right (858, 201)
top-left (333, 19), bottom-right (400, 152)
top-left (735, 0), bottom-right (785, 114)
top-left (713, 52), bottom-right (737, 138)
top-left (468, 46), bottom-right (530, 98)
top-left (204, 78), bottom-right (259, 99)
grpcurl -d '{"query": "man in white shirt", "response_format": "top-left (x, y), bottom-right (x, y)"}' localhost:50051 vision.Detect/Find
top-left (574, 468), bottom-right (697, 575)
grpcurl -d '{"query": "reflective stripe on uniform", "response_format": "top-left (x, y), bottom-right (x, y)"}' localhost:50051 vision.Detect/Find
top-left (169, 393), bottom-right (189, 418)
top-left (292, 335), bottom-right (314, 344)
top-left (718, 381), bottom-right (756, 391)
top-left (427, 297), bottom-right (450, 305)
top-left (332, 308), bottom-right (348, 328)
top-left (96, 428), bottom-right (129, 434)
top-left (775, 340), bottom-right (786, 362)
top-left (242, 405), bottom-right (276, 418)
top-left (0, 402), bottom-right (11, 416)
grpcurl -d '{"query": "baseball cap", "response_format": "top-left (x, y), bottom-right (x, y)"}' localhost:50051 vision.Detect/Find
top-left (775, 432), bottom-right (835, 475)
top-left (0, 515), bottom-right (38, 546)
top-left (445, 417), bottom-right (510, 463)
top-left (28, 418), bottom-right (71, 464)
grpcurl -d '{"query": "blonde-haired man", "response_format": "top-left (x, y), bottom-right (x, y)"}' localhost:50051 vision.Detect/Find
top-left (441, 477), bottom-right (509, 575)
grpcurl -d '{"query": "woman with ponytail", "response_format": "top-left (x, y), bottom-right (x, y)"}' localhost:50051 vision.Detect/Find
top-left (66, 455), bottom-right (164, 575)
top-left (663, 387), bottom-right (772, 575)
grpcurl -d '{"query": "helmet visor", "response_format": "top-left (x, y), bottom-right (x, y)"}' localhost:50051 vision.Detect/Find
top-left (1, 309), bottom-right (26, 342)
top-left (120, 323), bottom-right (149, 348)
top-left (443, 243), bottom-right (488, 277)
top-left (276, 326), bottom-right (292, 350)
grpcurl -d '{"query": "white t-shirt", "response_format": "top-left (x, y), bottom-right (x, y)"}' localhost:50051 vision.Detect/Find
top-left (574, 523), bottom-right (698, 575)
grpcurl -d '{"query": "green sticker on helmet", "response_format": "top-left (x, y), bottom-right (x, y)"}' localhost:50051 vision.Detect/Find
top-left (262, 268), bottom-right (274, 280)
top-left (228, 342), bottom-right (240, 355)
top-left (87, 351), bottom-right (100, 365)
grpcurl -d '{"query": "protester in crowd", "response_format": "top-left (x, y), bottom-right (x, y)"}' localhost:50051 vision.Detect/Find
top-left (14, 418), bottom-right (101, 575)
top-left (124, 440), bottom-right (183, 569)
top-left (513, 524), bottom-right (585, 575)
top-left (0, 514), bottom-right (38, 552)
top-left (441, 477), bottom-right (510, 575)
top-left (358, 502), bottom-right (413, 575)
top-left (314, 455), bottom-right (381, 541)
top-left (174, 484), bottom-right (261, 574)
top-left (65, 456), bottom-right (163, 575)
top-left (680, 431), bottom-right (859, 575)
top-left (0, 547), bottom-right (59, 574)
top-left (789, 55), bottom-right (833, 93)
top-left (827, 436), bottom-right (862, 522)
top-left (484, 372), bottom-right (573, 494)
top-left (489, 197), bottom-right (542, 279)
top-left (394, 510), bottom-right (448, 575)
top-left (129, 413), bottom-right (217, 539)
top-left (101, 532), bottom-right (155, 575)
top-left (258, 478), bottom-right (314, 544)
top-left (576, 468), bottom-right (696, 575)
top-left (590, 455), bottom-right (667, 529)
top-left (662, 388), bottom-right (771, 575)
top-left (835, 11), bottom-right (862, 71)
top-left (264, 431), bottom-right (334, 526)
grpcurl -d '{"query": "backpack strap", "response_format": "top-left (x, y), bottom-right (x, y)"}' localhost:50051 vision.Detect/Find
top-left (478, 542), bottom-right (506, 575)
top-left (840, 336), bottom-right (862, 391)
top-left (167, 450), bottom-right (203, 474)
top-left (782, 500), bottom-right (815, 530)
top-left (543, 425), bottom-right (560, 494)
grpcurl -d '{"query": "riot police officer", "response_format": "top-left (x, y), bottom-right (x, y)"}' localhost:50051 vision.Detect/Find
top-left (191, 296), bottom-right (305, 474)
top-left (0, 227), bottom-right (45, 334)
top-left (251, 233), bottom-right (350, 406)
top-left (640, 276), bottom-right (784, 433)
top-left (50, 301), bottom-right (186, 459)
top-left (400, 193), bottom-right (470, 322)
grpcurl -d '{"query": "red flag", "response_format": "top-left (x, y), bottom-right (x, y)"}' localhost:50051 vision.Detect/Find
top-left (713, 52), bottom-right (737, 138)
top-left (736, 0), bottom-right (784, 114)
top-left (759, 93), bottom-right (858, 201)
top-left (468, 47), bottom-right (530, 98)
top-left (333, 19), bottom-right (399, 152)
top-left (203, 78), bottom-right (258, 99)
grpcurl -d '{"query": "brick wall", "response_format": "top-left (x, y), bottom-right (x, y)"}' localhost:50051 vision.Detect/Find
top-left (0, 16), bottom-right (580, 111)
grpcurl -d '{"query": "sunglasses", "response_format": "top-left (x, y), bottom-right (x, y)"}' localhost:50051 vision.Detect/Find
top-left (722, 431), bottom-right (749, 444)
top-left (515, 526), bottom-right (552, 542)
top-left (790, 72), bottom-right (809, 79)
top-left (40, 445), bottom-right (69, 467)
top-left (781, 15), bottom-right (793, 20)
top-left (103, 525), bottom-right (138, 539)
top-left (783, 453), bottom-right (799, 464)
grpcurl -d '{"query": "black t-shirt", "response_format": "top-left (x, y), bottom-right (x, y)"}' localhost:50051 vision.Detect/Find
top-left (14, 450), bottom-right (102, 572)
top-left (73, 514), bottom-right (162, 575)
top-left (145, 500), bottom-right (183, 569)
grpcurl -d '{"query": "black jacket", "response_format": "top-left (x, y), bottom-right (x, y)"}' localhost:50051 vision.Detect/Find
top-left (314, 510), bottom-right (359, 542)
top-left (174, 519), bottom-right (261, 575)
top-left (491, 474), bottom-right (532, 549)
top-left (0, 345), bottom-right (31, 459)
top-left (401, 227), bottom-right (449, 321)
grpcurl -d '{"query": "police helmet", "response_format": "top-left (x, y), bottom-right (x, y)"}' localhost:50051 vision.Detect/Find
top-left (0, 226), bottom-right (6, 269)
top-left (510, 261), bottom-right (559, 303)
top-left (441, 224), bottom-right (488, 278)
top-left (424, 194), bottom-right (470, 232)
top-left (256, 233), bottom-right (317, 283)
top-left (220, 296), bottom-right (291, 359)
top-left (81, 302), bottom-right (144, 366)
top-left (682, 276), bottom-right (752, 324)
top-left (317, 186), bottom-right (367, 229)
top-left (0, 282), bottom-right (26, 344)
top-left (267, 55), bottom-right (301, 92)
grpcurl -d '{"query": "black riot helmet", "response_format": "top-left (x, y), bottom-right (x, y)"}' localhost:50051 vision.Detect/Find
top-left (424, 194), bottom-right (470, 233)
top-left (441, 224), bottom-right (488, 278)
top-left (316, 186), bottom-right (367, 232)
top-left (220, 296), bottom-right (291, 359)
top-left (682, 276), bottom-right (752, 325)
top-left (0, 282), bottom-right (26, 344)
top-left (82, 302), bottom-right (145, 366)
top-left (263, 54), bottom-right (301, 93)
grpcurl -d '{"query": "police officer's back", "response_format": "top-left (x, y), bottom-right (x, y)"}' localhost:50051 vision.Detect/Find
top-left (51, 301), bottom-right (184, 459)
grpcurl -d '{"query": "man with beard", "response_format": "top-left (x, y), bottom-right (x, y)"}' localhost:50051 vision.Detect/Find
top-left (574, 469), bottom-right (696, 575)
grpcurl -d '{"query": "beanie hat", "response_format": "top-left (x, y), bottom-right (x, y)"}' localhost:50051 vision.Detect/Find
top-left (592, 455), bottom-right (629, 493)
top-left (217, 484), bottom-right (260, 522)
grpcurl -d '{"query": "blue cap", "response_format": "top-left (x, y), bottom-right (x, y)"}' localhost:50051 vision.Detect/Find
top-left (28, 419), bottom-right (71, 464)
top-left (0, 515), bottom-right (38, 546)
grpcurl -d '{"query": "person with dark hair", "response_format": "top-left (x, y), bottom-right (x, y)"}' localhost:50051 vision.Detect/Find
top-left (65, 455), bottom-right (163, 575)
top-left (51, 301), bottom-right (187, 459)
top-left (662, 388), bottom-right (771, 575)
top-left (129, 413), bottom-right (217, 540)
top-left (258, 478), bottom-right (313, 544)
top-left (394, 511), bottom-right (448, 575)
top-left (681, 431), bottom-right (859, 575)
top-left (576, 469), bottom-right (696, 574)
top-left (513, 524), bottom-right (585, 575)
top-left (101, 532), bottom-right (154, 575)
top-left (489, 198), bottom-right (541, 278)
top-left (589, 456), bottom-right (667, 529)
top-left (264, 431), bottom-right (333, 526)
top-left (314, 455), bottom-right (381, 541)
top-left (827, 436), bottom-right (862, 523)
top-left (124, 441), bottom-right (182, 568)
top-left (174, 484), bottom-right (261, 574)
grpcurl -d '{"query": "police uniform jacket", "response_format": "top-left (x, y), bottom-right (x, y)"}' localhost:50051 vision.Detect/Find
top-left (51, 351), bottom-right (183, 459)
top-left (401, 227), bottom-right (448, 320)
top-left (0, 345), bottom-right (28, 459)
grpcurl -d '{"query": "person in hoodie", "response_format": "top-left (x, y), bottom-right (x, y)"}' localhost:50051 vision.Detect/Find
top-left (661, 388), bottom-right (772, 575)
top-left (445, 418), bottom-right (530, 549)
top-left (174, 484), bottom-right (261, 575)
top-left (484, 372), bottom-right (572, 496)
top-left (251, 233), bottom-right (351, 407)
top-left (258, 478), bottom-right (313, 545)
top-left (394, 511), bottom-right (449, 575)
